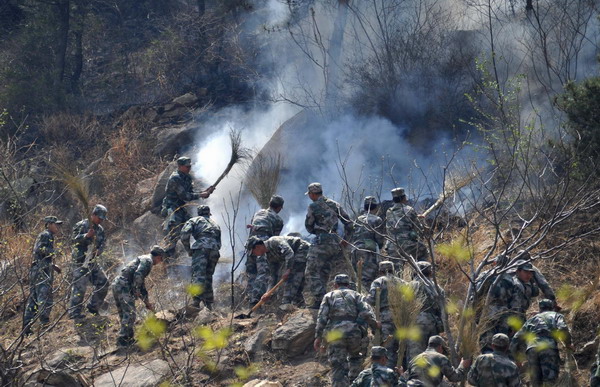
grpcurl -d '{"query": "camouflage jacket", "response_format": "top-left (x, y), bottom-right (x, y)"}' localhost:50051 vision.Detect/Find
top-left (264, 236), bottom-right (310, 268)
top-left (407, 348), bottom-right (467, 386)
top-left (181, 215), bottom-right (221, 251)
top-left (351, 213), bottom-right (385, 251)
top-left (249, 208), bottom-right (283, 238)
top-left (385, 203), bottom-right (423, 242)
top-left (487, 272), bottom-right (539, 318)
top-left (511, 311), bottom-right (571, 353)
top-left (316, 287), bottom-right (377, 338)
top-left (476, 264), bottom-right (554, 303)
top-left (411, 278), bottom-right (444, 317)
top-left (467, 351), bottom-right (521, 387)
top-left (305, 196), bottom-right (352, 239)
top-left (115, 255), bottom-right (154, 301)
top-left (32, 229), bottom-right (56, 273)
top-left (163, 170), bottom-right (199, 210)
top-left (367, 274), bottom-right (405, 310)
top-left (351, 363), bottom-right (399, 387)
top-left (71, 219), bottom-right (105, 264)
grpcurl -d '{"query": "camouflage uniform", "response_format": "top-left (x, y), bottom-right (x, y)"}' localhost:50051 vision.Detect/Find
top-left (384, 201), bottom-right (427, 273)
top-left (262, 235), bottom-right (309, 305)
top-left (351, 363), bottom-right (399, 387)
top-left (407, 345), bottom-right (467, 386)
top-left (112, 255), bottom-right (155, 345)
top-left (367, 272), bottom-right (404, 368)
top-left (316, 276), bottom-right (378, 387)
top-left (511, 306), bottom-right (571, 386)
top-left (351, 211), bottom-right (384, 290)
top-left (246, 207), bottom-right (283, 305)
top-left (305, 190), bottom-right (352, 307)
top-left (591, 330), bottom-right (600, 387)
top-left (468, 334), bottom-right (521, 386)
top-left (162, 166), bottom-right (200, 257)
top-left (181, 208), bottom-right (221, 307)
top-left (69, 218), bottom-right (108, 319)
top-left (24, 225), bottom-right (59, 329)
top-left (406, 277), bottom-right (445, 361)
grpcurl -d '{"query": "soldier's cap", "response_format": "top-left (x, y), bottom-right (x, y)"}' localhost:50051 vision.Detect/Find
top-left (198, 205), bottom-right (211, 216)
top-left (371, 346), bottom-right (388, 358)
top-left (43, 216), bottom-right (63, 224)
top-left (538, 298), bottom-right (555, 310)
top-left (270, 195), bottom-right (284, 207)
top-left (491, 333), bottom-right (510, 349)
top-left (287, 232), bottom-right (302, 238)
top-left (334, 274), bottom-right (350, 285)
top-left (428, 335), bottom-right (447, 349)
top-left (379, 260), bottom-right (394, 272)
top-left (515, 260), bottom-right (534, 272)
top-left (177, 156), bottom-right (192, 166)
top-left (150, 245), bottom-right (165, 256)
top-left (246, 236), bottom-right (264, 251)
top-left (391, 187), bottom-right (406, 198)
top-left (363, 196), bottom-right (378, 207)
top-left (92, 204), bottom-right (108, 220)
top-left (305, 182), bottom-right (322, 195)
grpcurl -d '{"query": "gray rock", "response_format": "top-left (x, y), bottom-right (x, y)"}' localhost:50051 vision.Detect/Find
top-left (243, 380), bottom-right (283, 387)
top-left (45, 346), bottom-right (94, 369)
top-left (93, 359), bottom-right (169, 387)
top-left (153, 125), bottom-right (197, 157)
top-left (24, 368), bottom-right (83, 387)
top-left (244, 328), bottom-right (269, 357)
top-left (271, 309), bottom-right (316, 357)
top-left (135, 176), bottom-right (158, 213)
top-left (194, 307), bottom-right (217, 325)
top-left (131, 211), bottom-right (165, 248)
top-left (150, 162), bottom-right (176, 213)
top-left (172, 92), bottom-right (199, 107)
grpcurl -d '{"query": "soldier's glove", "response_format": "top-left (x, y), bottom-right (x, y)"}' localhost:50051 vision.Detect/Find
top-left (53, 265), bottom-right (62, 274)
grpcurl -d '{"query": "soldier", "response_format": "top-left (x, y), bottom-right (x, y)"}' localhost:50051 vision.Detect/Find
top-left (181, 205), bottom-right (221, 310)
top-left (112, 245), bottom-right (165, 347)
top-left (510, 299), bottom-right (573, 387)
top-left (384, 187), bottom-right (428, 273)
top-left (481, 260), bottom-right (540, 352)
top-left (247, 233), bottom-right (309, 306)
top-left (406, 335), bottom-right (471, 386)
top-left (407, 261), bottom-right (445, 362)
top-left (23, 216), bottom-right (63, 335)
top-left (304, 183), bottom-right (353, 308)
top-left (161, 156), bottom-right (214, 258)
top-left (314, 274), bottom-right (380, 387)
top-left (367, 260), bottom-right (402, 368)
top-left (245, 195), bottom-right (284, 307)
top-left (68, 204), bottom-right (109, 321)
top-left (468, 333), bottom-right (521, 386)
top-left (350, 196), bottom-right (385, 290)
top-left (351, 346), bottom-right (399, 387)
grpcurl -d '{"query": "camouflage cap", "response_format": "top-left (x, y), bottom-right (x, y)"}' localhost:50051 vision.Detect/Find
top-left (391, 187), bottom-right (406, 198)
top-left (43, 216), bottom-right (63, 224)
top-left (516, 260), bottom-right (534, 272)
top-left (363, 196), bottom-right (378, 207)
top-left (491, 333), bottom-right (510, 349)
top-left (334, 274), bottom-right (350, 285)
top-left (371, 346), bottom-right (388, 358)
top-left (177, 156), bottom-right (192, 166)
top-left (538, 298), bottom-right (555, 310)
top-left (305, 182), bottom-right (323, 195)
top-left (287, 232), bottom-right (302, 238)
top-left (150, 245), bottom-right (165, 256)
top-left (92, 204), bottom-right (108, 220)
top-left (379, 260), bottom-right (394, 272)
top-left (198, 205), bottom-right (211, 216)
top-left (270, 195), bottom-right (285, 207)
top-left (246, 236), bottom-right (264, 251)
top-left (428, 335), bottom-right (447, 348)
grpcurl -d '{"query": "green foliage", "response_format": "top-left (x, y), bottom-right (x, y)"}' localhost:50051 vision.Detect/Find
top-left (136, 314), bottom-right (167, 350)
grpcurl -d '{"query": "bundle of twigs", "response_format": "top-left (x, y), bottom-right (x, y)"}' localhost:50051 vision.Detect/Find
top-left (556, 348), bottom-right (579, 386)
top-left (388, 278), bottom-right (424, 367)
top-left (457, 304), bottom-right (481, 359)
top-left (55, 166), bottom-right (91, 218)
top-left (245, 152), bottom-right (282, 208)
top-left (421, 169), bottom-right (478, 218)
top-left (211, 129), bottom-right (252, 188)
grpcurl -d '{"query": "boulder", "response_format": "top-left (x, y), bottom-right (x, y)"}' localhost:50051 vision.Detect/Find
top-left (24, 368), bottom-right (83, 387)
top-left (93, 359), bottom-right (169, 387)
top-left (172, 92), bottom-right (199, 107)
top-left (243, 380), bottom-right (282, 387)
top-left (155, 310), bottom-right (178, 325)
top-left (194, 307), bottom-right (218, 325)
top-left (153, 125), bottom-right (197, 158)
top-left (45, 346), bottom-right (94, 369)
top-left (135, 176), bottom-right (158, 213)
top-left (131, 211), bottom-right (165, 248)
top-left (150, 162), bottom-right (176, 212)
top-left (271, 309), bottom-right (316, 357)
top-left (244, 328), bottom-right (270, 359)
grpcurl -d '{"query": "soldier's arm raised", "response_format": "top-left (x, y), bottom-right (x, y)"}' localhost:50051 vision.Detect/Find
top-left (441, 356), bottom-right (468, 383)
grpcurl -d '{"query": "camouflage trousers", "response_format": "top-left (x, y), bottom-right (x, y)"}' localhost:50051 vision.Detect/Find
top-left (305, 241), bottom-right (344, 306)
top-left (247, 253), bottom-right (270, 305)
top-left (69, 263), bottom-right (108, 319)
top-left (23, 268), bottom-right (54, 328)
top-left (351, 248), bottom-right (379, 291)
top-left (112, 279), bottom-right (136, 344)
top-left (191, 248), bottom-right (220, 305)
top-left (407, 312), bottom-right (442, 362)
top-left (526, 347), bottom-right (560, 386)
top-left (379, 309), bottom-right (400, 368)
top-left (164, 207), bottom-right (191, 257)
top-left (267, 257), bottom-right (307, 306)
top-left (327, 326), bottom-right (365, 387)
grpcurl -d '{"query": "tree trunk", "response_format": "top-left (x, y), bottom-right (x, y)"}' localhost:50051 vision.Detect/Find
top-left (53, 0), bottom-right (70, 92)
top-left (70, 1), bottom-right (85, 94)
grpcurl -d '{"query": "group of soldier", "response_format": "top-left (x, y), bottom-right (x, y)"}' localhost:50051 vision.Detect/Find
top-left (22, 155), bottom-right (600, 386)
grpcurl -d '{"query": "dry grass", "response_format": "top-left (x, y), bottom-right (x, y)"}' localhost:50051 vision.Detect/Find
top-left (245, 152), bottom-right (282, 208)
top-left (388, 278), bottom-right (424, 367)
